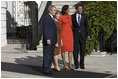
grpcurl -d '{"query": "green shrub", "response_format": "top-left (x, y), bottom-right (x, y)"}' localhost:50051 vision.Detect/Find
top-left (83, 1), bottom-right (117, 54)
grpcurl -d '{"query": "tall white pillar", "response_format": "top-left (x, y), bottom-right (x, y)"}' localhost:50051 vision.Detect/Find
top-left (1, 1), bottom-right (7, 47)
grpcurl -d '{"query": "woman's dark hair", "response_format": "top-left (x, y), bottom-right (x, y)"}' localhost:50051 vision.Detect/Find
top-left (61, 5), bottom-right (69, 15)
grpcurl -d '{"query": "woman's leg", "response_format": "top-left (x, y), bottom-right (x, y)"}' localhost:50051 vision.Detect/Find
top-left (51, 59), bottom-right (55, 69)
top-left (54, 55), bottom-right (60, 71)
top-left (61, 52), bottom-right (67, 69)
top-left (68, 52), bottom-right (74, 70)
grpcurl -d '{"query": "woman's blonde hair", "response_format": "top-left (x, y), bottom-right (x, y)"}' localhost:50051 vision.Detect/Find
top-left (54, 10), bottom-right (61, 18)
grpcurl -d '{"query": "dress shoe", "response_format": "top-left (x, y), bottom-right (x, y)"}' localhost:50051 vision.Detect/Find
top-left (55, 68), bottom-right (61, 72)
top-left (75, 66), bottom-right (79, 69)
top-left (63, 66), bottom-right (68, 70)
top-left (43, 70), bottom-right (53, 75)
top-left (52, 68), bottom-right (56, 70)
top-left (68, 65), bottom-right (74, 70)
top-left (55, 66), bottom-right (61, 72)
top-left (80, 66), bottom-right (85, 69)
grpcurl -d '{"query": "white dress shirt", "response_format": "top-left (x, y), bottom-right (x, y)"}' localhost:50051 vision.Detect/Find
top-left (76, 13), bottom-right (81, 23)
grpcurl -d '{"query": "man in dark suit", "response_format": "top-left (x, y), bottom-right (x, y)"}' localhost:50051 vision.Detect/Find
top-left (72, 4), bottom-right (90, 69)
top-left (42, 5), bottom-right (57, 74)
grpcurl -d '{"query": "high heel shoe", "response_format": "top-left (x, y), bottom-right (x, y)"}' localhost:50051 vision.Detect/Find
top-left (55, 66), bottom-right (61, 72)
top-left (51, 68), bottom-right (56, 70)
top-left (63, 66), bottom-right (68, 70)
top-left (68, 65), bottom-right (74, 70)
top-left (55, 68), bottom-right (61, 72)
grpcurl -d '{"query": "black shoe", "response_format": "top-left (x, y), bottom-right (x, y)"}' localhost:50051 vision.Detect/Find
top-left (75, 66), bottom-right (79, 69)
top-left (80, 66), bottom-right (85, 69)
top-left (43, 70), bottom-right (53, 75)
top-left (55, 69), bottom-right (61, 72)
top-left (52, 68), bottom-right (56, 70)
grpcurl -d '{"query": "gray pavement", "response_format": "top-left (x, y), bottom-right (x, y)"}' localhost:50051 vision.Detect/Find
top-left (1, 44), bottom-right (117, 78)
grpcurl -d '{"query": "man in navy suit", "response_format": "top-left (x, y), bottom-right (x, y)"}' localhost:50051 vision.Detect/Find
top-left (42, 5), bottom-right (57, 74)
top-left (72, 4), bottom-right (90, 69)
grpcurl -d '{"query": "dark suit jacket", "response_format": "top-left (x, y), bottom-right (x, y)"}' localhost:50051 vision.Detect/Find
top-left (42, 14), bottom-right (57, 45)
top-left (72, 13), bottom-right (90, 41)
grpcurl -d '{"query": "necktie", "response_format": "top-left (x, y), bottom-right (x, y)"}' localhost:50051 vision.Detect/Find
top-left (78, 14), bottom-right (81, 27)
top-left (53, 17), bottom-right (56, 24)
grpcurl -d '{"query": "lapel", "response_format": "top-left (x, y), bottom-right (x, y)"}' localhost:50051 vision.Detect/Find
top-left (80, 13), bottom-right (83, 26)
top-left (74, 13), bottom-right (83, 27)
top-left (48, 14), bottom-right (56, 25)
top-left (73, 13), bottom-right (78, 27)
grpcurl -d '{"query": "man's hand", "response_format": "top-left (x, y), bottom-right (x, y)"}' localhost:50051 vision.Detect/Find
top-left (55, 43), bottom-right (59, 47)
top-left (87, 36), bottom-right (90, 40)
top-left (47, 40), bottom-right (51, 45)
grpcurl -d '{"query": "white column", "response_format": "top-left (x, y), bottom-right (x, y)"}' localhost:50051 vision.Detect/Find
top-left (1, 1), bottom-right (7, 47)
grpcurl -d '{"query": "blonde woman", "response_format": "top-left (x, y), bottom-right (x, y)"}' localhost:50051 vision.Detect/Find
top-left (51, 10), bottom-right (63, 72)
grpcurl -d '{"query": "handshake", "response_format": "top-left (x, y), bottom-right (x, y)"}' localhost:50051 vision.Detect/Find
top-left (47, 40), bottom-right (63, 47)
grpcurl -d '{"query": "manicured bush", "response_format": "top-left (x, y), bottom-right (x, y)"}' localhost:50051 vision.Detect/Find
top-left (83, 1), bottom-right (117, 54)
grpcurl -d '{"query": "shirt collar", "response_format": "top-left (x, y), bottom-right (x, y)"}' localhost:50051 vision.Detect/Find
top-left (76, 13), bottom-right (81, 15)
top-left (49, 13), bottom-right (54, 19)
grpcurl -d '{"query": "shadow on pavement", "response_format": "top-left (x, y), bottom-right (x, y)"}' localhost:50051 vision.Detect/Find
top-left (1, 55), bottom-right (114, 78)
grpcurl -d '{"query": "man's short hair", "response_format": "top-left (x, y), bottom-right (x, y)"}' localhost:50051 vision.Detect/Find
top-left (48, 5), bottom-right (56, 11)
top-left (75, 4), bottom-right (83, 9)
top-left (75, 1), bottom-right (87, 9)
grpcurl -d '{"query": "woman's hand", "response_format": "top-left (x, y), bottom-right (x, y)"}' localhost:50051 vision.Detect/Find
top-left (55, 43), bottom-right (59, 47)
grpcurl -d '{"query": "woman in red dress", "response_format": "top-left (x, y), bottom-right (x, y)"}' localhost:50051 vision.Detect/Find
top-left (59, 5), bottom-right (74, 70)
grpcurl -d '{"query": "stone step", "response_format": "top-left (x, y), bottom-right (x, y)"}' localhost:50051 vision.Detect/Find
top-left (54, 7), bottom-right (76, 12)
top-left (54, 5), bottom-right (74, 9)
top-left (89, 52), bottom-right (107, 57)
top-left (7, 39), bottom-right (26, 44)
top-left (52, 7), bottom-right (75, 15)
top-left (52, 1), bottom-right (79, 15)
top-left (52, 1), bottom-right (79, 5)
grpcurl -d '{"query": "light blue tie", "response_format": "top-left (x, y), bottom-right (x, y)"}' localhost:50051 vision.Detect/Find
top-left (78, 14), bottom-right (81, 27)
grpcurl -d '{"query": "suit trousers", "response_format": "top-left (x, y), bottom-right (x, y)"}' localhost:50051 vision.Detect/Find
top-left (73, 32), bottom-right (86, 67)
top-left (43, 44), bottom-right (55, 73)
